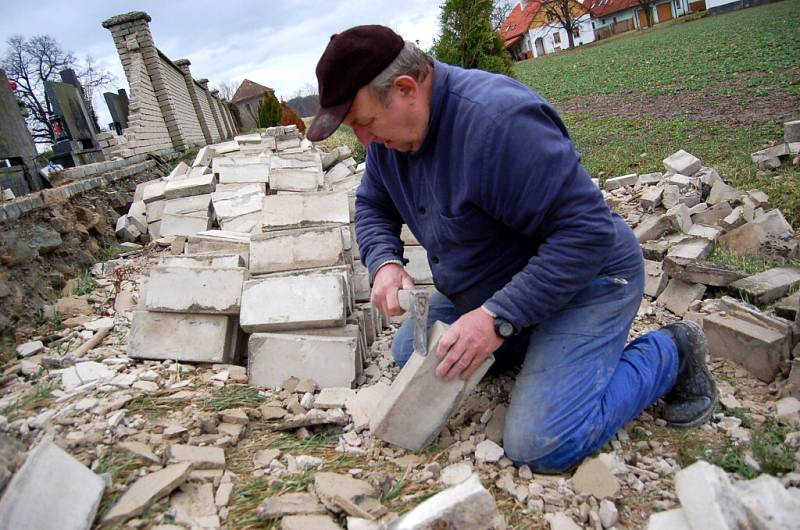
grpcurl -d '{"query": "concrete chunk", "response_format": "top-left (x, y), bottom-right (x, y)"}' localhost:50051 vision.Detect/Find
top-left (656, 278), bottom-right (706, 316)
top-left (158, 254), bottom-right (244, 268)
top-left (282, 515), bottom-right (341, 530)
top-left (662, 256), bottom-right (745, 287)
top-left (103, 463), bottom-right (191, 525)
top-left (719, 209), bottom-right (793, 257)
top-left (160, 213), bottom-right (211, 237)
top-left (389, 474), bottom-right (502, 530)
top-left (604, 173), bottom-right (637, 190)
top-left (240, 274), bottom-right (346, 332)
top-left (128, 311), bottom-right (234, 363)
top-left (643, 260), bottom-right (668, 298)
top-left (634, 215), bottom-right (671, 243)
top-left (262, 192), bottom-right (350, 229)
top-left (166, 444), bottom-right (226, 469)
top-left (675, 461), bottom-right (749, 530)
top-left (703, 311), bottom-right (790, 382)
top-left (163, 172), bottom-right (215, 199)
top-left (145, 267), bottom-right (245, 314)
top-left (258, 493), bottom-right (326, 519)
top-left (729, 267), bottom-right (800, 305)
top-left (371, 322), bottom-right (494, 451)
top-left (217, 162), bottom-right (270, 184)
top-left (663, 149), bottom-right (701, 176)
top-left (692, 201), bottom-right (732, 226)
top-left (248, 331), bottom-right (359, 389)
top-left (666, 237), bottom-right (713, 261)
top-left (0, 441), bottom-right (105, 530)
top-left (250, 225), bottom-right (344, 274)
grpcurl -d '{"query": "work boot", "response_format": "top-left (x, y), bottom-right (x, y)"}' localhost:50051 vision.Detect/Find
top-left (659, 321), bottom-right (718, 428)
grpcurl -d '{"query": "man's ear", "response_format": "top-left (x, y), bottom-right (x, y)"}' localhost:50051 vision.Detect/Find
top-left (392, 75), bottom-right (418, 99)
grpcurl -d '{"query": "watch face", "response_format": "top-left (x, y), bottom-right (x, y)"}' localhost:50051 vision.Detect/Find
top-left (499, 320), bottom-right (514, 337)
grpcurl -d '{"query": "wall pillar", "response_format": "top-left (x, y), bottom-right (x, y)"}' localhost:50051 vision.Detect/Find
top-left (174, 59), bottom-right (212, 145)
top-left (212, 90), bottom-right (234, 138)
top-left (198, 79), bottom-right (226, 139)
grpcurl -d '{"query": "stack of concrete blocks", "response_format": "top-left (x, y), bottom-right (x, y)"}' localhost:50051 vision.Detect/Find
top-left (243, 185), bottom-right (386, 390)
top-left (128, 253), bottom-right (248, 363)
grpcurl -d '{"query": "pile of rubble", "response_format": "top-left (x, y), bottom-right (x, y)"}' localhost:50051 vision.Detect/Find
top-left (604, 148), bottom-right (799, 394)
top-left (751, 119), bottom-right (800, 170)
top-left (1, 137), bottom-right (799, 529)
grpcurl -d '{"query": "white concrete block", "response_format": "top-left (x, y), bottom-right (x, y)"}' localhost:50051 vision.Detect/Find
top-left (248, 331), bottom-right (359, 389)
top-left (163, 172), bottom-right (215, 199)
top-left (405, 246), bottom-right (433, 284)
top-left (145, 266), bottom-right (246, 314)
top-left (249, 225), bottom-right (345, 275)
top-left (0, 441), bottom-right (105, 530)
top-left (160, 213), bottom-right (211, 237)
top-left (141, 179), bottom-right (166, 203)
top-left (163, 194), bottom-right (212, 215)
top-left (128, 311), bottom-right (235, 363)
top-left (663, 149), bottom-right (702, 176)
top-left (217, 163), bottom-right (270, 184)
top-left (158, 254), bottom-right (244, 268)
top-left (240, 274), bottom-right (347, 332)
top-left (262, 192), bottom-right (350, 230)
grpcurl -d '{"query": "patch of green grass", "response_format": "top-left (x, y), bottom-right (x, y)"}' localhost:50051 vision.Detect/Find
top-left (125, 395), bottom-right (188, 418)
top-left (72, 269), bottom-right (95, 296)
top-left (751, 419), bottom-right (795, 475)
top-left (201, 385), bottom-right (266, 411)
top-left (178, 147), bottom-right (200, 167)
top-left (707, 247), bottom-right (799, 275)
top-left (303, 118), bottom-right (366, 163)
top-left (99, 243), bottom-right (124, 262)
top-left (560, 113), bottom-right (800, 226)
top-left (228, 476), bottom-right (278, 530)
top-left (0, 332), bottom-right (15, 367)
top-left (0, 382), bottom-right (58, 420)
top-left (515, 0), bottom-right (800, 103)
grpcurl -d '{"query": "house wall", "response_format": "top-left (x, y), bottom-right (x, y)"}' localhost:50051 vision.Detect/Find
top-left (527, 13), bottom-right (595, 58)
top-left (101, 11), bottom-right (236, 158)
top-left (235, 96), bottom-right (263, 131)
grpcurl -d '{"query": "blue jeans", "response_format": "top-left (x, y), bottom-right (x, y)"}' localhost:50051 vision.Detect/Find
top-left (391, 267), bottom-right (679, 473)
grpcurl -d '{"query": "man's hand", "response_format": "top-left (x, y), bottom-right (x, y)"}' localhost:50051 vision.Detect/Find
top-left (435, 308), bottom-right (502, 381)
top-left (371, 263), bottom-right (416, 316)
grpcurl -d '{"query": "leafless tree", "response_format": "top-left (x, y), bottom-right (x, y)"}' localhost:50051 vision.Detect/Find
top-left (539, 0), bottom-right (585, 49)
top-left (491, 0), bottom-right (515, 31)
top-left (1, 35), bottom-right (115, 144)
top-left (214, 80), bottom-right (238, 101)
top-left (635, 0), bottom-right (656, 28)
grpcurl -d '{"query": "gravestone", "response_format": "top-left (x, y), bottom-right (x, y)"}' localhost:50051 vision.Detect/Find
top-left (44, 71), bottom-right (104, 168)
top-left (104, 89), bottom-right (129, 134)
top-left (0, 69), bottom-right (42, 195)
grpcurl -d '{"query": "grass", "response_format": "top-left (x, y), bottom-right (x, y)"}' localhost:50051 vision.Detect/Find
top-left (303, 118), bottom-right (366, 163)
top-left (514, 1), bottom-right (799, 102)
top-left (707, 247), bottom-right (800, 275)
top-left (0, 382), bottom-right (57, 420)
top-left (201, 384), bottom-right (266, 412)
top-left (72, 269), bottom-right (95, 296)
top-left (99, 243), bottom-right (125, 262)
top-left (513, 0), bottom-right (800, 225)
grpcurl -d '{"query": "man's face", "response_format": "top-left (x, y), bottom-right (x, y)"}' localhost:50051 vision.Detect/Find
top-left (343, 80), bottom-right (426, 153)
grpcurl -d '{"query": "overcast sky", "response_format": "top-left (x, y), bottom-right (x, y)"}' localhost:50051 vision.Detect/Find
top-left (0, 0), bottom-right (442, 129)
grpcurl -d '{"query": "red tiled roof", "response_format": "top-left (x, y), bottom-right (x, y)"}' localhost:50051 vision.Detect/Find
top-left (231, 79), bottom-right (273, 104)
top-left (584, 0), bottom-right (641, 18)
top-left (499, 1), bottom-right (543, 43)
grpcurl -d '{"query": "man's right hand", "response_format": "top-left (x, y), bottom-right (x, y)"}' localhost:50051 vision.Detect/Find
top-left (371, 263), bottom-right (416, 316)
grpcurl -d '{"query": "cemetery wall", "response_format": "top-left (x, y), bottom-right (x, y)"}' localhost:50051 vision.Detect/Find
top-left (157, 52), bottom-right (206, 149)
top-left (0, 155), bottom-right (170, 332)
top-left (195, 81), bottom-right (222, 143)
top-left (101, 11), bottom-right (237, 157)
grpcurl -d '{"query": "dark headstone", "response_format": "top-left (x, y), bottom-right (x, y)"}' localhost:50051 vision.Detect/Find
top-left (0, 69), bottom-right (42, 193)
top-left (104, 90), bottom-right (129, 133)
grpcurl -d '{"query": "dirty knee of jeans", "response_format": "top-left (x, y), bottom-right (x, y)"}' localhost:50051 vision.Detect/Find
top-left (503, 426), bottom-right (583, 473)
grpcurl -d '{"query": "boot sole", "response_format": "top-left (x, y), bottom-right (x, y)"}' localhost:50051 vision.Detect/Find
top-left (664, 320), bottom-right (718, 429)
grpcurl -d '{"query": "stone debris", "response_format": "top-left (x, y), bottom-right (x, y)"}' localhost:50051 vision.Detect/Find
top-left (257, 492), bottom-right (328, 519)
top-left (0, 441), bottom-right (105, 530)
top-left (102, 462), bottom-right (192, 525)
top-left (3, 140), bottom-right (800, 529)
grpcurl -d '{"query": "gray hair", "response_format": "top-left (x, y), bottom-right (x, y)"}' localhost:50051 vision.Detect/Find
top-left (368, 40), bottom-right (433, 105)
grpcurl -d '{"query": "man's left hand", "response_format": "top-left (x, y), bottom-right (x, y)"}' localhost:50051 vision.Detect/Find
top-left (435, 308), bottom-right (503, 381)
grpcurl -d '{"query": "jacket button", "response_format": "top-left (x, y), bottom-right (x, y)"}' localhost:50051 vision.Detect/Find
top-left (418, 206), bottom-right (427, 214)
top-left (431, 256), bottom-right (439, 264)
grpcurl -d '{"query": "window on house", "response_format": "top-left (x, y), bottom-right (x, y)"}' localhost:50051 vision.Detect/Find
top-left (602, 18), bottom-right (606, 24)
top-left (573, 27), bottom-right (580, 37)
top-left (553, 32), bottom-right (561, 45)
top-left (613, 16), bottom-right (617, 23)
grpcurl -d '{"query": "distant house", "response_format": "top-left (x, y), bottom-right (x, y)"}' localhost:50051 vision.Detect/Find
top-left (231, 79), bottom-right (274, 130)
top-left (500, 0), bottom-right (596, 61)
top-left (585, 0), bottom-right (705, 40)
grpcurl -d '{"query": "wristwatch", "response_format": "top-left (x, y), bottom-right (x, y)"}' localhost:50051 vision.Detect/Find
top-left (494, 317), bottom-right (517, 338)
